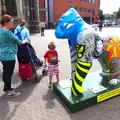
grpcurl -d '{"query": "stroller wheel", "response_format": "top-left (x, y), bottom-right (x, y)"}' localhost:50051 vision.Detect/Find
top-left (42, 69), bottom-right (48, 76)
top-left (21, 78), bottom-right (30, 81)
top-left (21, 77), bottom-right (27, 81)
top-left (34, 73), bottom-right (40, 82)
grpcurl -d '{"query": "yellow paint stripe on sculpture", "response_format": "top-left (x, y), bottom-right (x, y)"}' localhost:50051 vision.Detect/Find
top-left (103, 69), bottom-right (110, 73)
top-left (78, 60), bottom-right (91, 67)
top-left (75, 71), bottom-right (84, 83)
top-left (77, 63), bottom-right (89, 73)
top-left (71, 86), bottom-right (77, 96)
top-left (74, 79), bottom-right (84, 93)
top-left (97, 88), bottom-right (120, 103)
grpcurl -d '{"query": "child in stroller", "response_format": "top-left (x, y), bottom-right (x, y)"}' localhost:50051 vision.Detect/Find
top-left (17, 43), bottom-right (44, 82)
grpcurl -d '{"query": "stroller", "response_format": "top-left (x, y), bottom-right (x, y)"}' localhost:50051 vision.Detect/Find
top-left (17, 43), bottom-right (44, 82)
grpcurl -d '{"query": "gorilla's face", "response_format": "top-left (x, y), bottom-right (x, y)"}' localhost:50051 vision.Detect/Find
top-left (55, 8), bottom-right (83, 39)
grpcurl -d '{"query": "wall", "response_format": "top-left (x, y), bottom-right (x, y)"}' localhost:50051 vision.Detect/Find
top-left (53, 0), bottom-right (100, 24)
top-left (38, 0), bottom-right (100, 28)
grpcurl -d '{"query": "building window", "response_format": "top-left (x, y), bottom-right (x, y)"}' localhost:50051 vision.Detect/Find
top-left (92, 0), bottom-right (95, 5)
top-left (23, 0), bottom-right (29, 19)
top-left (79, 7), bottom-right (82, 12)
top-left (74, 6), bottom-right (79, 11)
top-left (29, 0), bottom-right (35, 20)
top-left (88, 8), bottom-right (91, 12)
top-left (80, 0), bottom-right (82, 1)
top-left (68, 0), bottom-right (72, 3)
top-left (5, 0), bottom-right (17, 16)
top-left (88, 0), bottom-right (91, 2)
top-left (84, 0), bottom-right (87, 2)
top-left (83, 8), bottom-right (87, 12)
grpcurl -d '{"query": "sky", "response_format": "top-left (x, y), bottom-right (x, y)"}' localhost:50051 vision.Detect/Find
top-left (100, 0), bottom-right (120, 14)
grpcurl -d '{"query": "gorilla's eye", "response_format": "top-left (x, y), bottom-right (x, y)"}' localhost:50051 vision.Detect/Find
top-left (63, 23), bottom-right (68, 26)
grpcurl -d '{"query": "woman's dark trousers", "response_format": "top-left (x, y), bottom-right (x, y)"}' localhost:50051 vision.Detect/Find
top-left (1, 60), bottom-right (15, 91)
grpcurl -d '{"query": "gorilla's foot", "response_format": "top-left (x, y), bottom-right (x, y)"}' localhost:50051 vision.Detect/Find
top-left (108, 78), bottom-right (120, 85)
top-left (99, 72), bottom-right (110, 77)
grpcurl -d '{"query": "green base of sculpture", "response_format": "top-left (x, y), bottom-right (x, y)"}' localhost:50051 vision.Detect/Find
top-left (53, 72), bottom-right (120, 113)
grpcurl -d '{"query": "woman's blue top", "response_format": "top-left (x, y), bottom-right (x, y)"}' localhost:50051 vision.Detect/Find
top-left (0, 29), bottom-right (22, 61)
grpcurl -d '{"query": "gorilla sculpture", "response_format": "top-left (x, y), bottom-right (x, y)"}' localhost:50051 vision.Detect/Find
top-left (55, 8), bottom-right (120, 96)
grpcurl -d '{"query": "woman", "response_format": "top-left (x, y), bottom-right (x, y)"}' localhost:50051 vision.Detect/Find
top-left (14, 20), bottom-right (31, 43)
top-left (0, 14), bottom-right (26, 97)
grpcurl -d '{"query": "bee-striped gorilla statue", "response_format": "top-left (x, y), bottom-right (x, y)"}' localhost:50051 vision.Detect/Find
top-left (55, 8), bottom-right (120, 96)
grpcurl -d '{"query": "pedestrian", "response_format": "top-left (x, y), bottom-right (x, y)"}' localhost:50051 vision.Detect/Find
top-left (14, 20), bottom-right (31, 43)
top-left (99, 20), bottom-right (103, 32)
top-left (44, 41), bottom-right (59, 88)
top-left (0, 14), bottom-right (27, 97)
top-left (41, 22), bottom-right (45, 36)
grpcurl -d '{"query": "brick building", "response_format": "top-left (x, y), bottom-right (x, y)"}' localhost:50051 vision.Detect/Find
top-left (0, 0), bottom-right (40, 33)
top-left (39, 0), bottom-right (100, 28)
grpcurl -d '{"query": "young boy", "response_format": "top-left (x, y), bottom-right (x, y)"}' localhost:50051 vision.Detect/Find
top-left (44, 42), bottom-right (59, 88)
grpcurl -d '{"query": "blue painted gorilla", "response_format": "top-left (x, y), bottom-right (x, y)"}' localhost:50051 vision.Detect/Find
top-left (55, 8), bottom-right (103, 96)
top-left (55, 8), bottom-right (90, 46)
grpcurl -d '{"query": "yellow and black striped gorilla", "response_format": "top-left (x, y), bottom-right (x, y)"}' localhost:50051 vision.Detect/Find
top-left (55, 8), bottom-right (119, 96)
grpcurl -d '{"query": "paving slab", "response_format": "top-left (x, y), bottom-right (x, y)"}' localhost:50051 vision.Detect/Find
top-left (0, 28), bottom-right (120, 120)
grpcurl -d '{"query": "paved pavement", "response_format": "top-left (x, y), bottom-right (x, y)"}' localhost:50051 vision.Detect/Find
top-left (0, 28), bottom-right (120, 120)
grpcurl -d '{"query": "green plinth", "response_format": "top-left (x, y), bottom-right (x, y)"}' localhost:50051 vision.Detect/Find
top-left (53, 72), bottom-right (120, 113)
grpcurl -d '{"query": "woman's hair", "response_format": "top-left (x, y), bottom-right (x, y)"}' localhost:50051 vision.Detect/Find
top-left (20, 20), bottom-right (26, 27)
top-left (48, 42), bottom-right (56, 50)
top-left (0, 14), bottom-right (12, 25)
